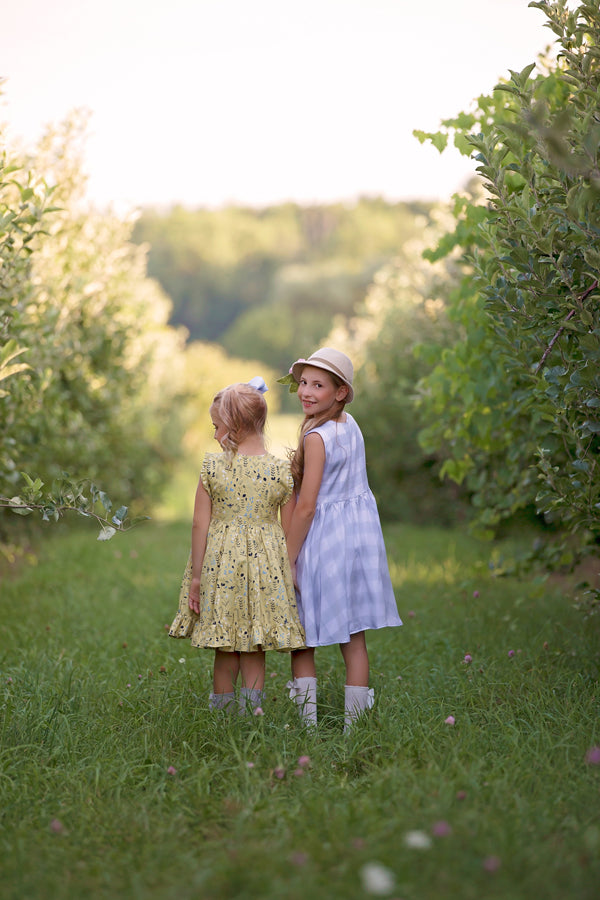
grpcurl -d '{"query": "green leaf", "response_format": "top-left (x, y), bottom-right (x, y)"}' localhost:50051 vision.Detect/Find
top-left (112, 505), bottom-right (128, 526)
top-left (276, 373), bottom-right (299, 394)
top-left (8, 496), bottom-right (33, 516)
top-left (97, 492), bottom-right (112, 513)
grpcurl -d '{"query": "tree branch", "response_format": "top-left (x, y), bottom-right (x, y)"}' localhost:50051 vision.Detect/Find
top-left (535, 279), bottom-right (598, 375)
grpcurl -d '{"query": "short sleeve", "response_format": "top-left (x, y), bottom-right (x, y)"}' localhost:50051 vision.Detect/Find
top-left (279, 459), bottom-right (294, 503)
top-left (200, 453), bottom-right (214, 498)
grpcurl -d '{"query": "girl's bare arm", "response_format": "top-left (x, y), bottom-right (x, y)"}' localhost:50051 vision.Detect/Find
top-left (285, 432), bottom-right (325, 566)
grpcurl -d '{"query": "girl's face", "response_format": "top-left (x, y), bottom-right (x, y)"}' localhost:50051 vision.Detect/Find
top-left (297, 365), bottom-right (348, 416)
top-left (210, 410), bottom-right (227, 446)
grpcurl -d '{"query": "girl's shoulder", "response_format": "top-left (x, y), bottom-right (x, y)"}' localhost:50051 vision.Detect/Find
top-left (306, 412), bottom-right (360, 439)
top-left (200, 451), bottom-right (226, 478)
top-left (202, 451), bottom-right (222, 467)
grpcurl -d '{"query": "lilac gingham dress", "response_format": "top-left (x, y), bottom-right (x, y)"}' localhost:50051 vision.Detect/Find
top-left (295, 413), bottom-right (402, 646)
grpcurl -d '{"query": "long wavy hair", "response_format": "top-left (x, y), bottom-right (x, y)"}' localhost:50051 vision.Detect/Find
top-left (290, 370), bottom-right (348, 490)
top-left (211, 383), bottom-right (267, 460)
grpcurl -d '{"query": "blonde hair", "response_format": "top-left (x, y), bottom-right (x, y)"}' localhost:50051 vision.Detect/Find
top-left (211, 383), bottom-right (267, 458)
top-left (290, 369), bottom-right (347, 490)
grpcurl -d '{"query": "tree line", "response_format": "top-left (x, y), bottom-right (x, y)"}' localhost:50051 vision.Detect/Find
top-left (131, 198), bottom-right (433, 377)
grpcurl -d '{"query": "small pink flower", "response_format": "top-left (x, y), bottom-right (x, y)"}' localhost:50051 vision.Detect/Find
top-left (473, 590), bottom-right (480, 598)
top-left (167, 766), bottom-right (177, 776)
top-left (456, 790), bottom-right (467, 800)
top-left (253, 707), bottom-right (264, 716)
top-left (50, 819), bottom-right (64, 834)
top-left (352, 837), bottom-right (366, 850)
top-left (543, 641), bottom-right (549, 650)
top-left (408, 610), bottom-right (416, 617)
top-left (585, 746), bottom-right (600, 765)
top-left (293, 768), bottom-right (304, 777)
top-left (508, 650), bottom-right (515, 657)
top-left (270, 672), bottom-right (277, 678)
top-left (463, 654), bottom-right (472, 664)
top-left (6, 677), bottom-right (12, 684)
top-left (483, 855), bottom-right (501, 872)
top-left (432, 820), bottom-right (452, 837)
top-left (246, 761), bottom-right (255, 769)
top-left (138, 674), bottom-right (143, 680)
top-left (445, 715), bottom-right (455, 725)
top-left (290, 851), bottom-right (308, 866)
top-left (297, 755), bottom-right (311, 768)
top-left (126, 683), bottom-right (131, 688)
top-left (273, 766), bottom-right (285, 779)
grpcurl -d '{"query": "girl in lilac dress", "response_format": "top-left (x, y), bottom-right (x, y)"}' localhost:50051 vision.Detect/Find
top-left (281, 348), bottom-right (402, 729)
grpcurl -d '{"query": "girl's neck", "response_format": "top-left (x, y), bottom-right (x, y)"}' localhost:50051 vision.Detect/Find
top-left (236, 433), bottom-right (266, 456)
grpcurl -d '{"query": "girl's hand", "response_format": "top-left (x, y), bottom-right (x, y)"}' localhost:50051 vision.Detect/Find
top-left (188, 578), bottom-right (201, 614)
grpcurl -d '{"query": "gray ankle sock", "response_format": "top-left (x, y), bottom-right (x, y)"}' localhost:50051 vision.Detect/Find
top-left (209, 691), bottom-right (236, 711)
top-left (239, 686), bottom-right (264, 715)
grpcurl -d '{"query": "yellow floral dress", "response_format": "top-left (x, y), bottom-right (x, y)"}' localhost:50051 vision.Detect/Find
top-left (169, 452), bottom-right (305, 653)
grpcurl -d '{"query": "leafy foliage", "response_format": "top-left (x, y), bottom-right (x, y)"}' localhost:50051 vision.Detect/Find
top-left (1, 472), bottom-right (146, 540)
top-left (131, 199), bottom-right (434, 375)
top-left (0, 105), bottom-right (187, 540)
top-left (414, 1), bottom-right (600, 570)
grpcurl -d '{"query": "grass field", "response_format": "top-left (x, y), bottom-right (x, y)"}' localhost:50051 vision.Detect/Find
top-left (1, 509), bottom-right (599, 899)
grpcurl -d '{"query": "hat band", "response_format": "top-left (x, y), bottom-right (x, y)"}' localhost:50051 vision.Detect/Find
top-left (308, 355), bottom-right (351, 385)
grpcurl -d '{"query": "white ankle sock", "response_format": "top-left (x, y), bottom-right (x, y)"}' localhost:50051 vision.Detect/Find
top-left (344, 684), bottom-right (374, 731)
top-left (287, 676), bottom-right (317, 726)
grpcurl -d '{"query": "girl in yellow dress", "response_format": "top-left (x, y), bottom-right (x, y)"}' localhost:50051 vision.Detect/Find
top-left (169, 377), bottom-right (305, 713)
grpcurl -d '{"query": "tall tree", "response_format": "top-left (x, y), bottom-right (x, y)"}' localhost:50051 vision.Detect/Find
top-left (1, 107), bottom-right (186, 536)
top-left (414, 1), bottom-right (600, 570)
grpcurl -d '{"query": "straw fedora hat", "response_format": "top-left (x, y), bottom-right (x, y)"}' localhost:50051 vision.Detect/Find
top-left (290, 347), bottom-right (354, 403)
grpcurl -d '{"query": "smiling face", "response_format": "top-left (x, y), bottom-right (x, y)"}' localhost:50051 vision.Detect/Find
top-left (297, 365), bottom-right (349, 417)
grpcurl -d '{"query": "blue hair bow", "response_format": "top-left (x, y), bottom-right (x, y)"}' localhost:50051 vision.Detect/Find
top-left (247, 376), bottom-right (268, 394)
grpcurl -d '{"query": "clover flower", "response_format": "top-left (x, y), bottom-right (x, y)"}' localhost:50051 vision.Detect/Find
top-left (483, 855), bottom-right (501, 872)
top-left (585, 746), bottom-right (600, 765)
top-left (360, 861), bottom-right (396, 894)
top-left (403, 830), bottom-right (432, 850)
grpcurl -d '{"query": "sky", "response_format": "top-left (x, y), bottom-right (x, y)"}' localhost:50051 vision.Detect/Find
top-left (1, 0), bottom-right (556, 212)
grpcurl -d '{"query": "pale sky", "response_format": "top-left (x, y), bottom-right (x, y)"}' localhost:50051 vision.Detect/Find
top-left (1, 0), bottom-right (555, 211)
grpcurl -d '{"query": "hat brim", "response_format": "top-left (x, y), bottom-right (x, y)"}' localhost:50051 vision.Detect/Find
top-left (290, 359), bottom-right (354, 403)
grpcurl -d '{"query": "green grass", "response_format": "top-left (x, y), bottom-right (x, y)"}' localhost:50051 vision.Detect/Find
top-left (1, 517), bottom-right (599, 900)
